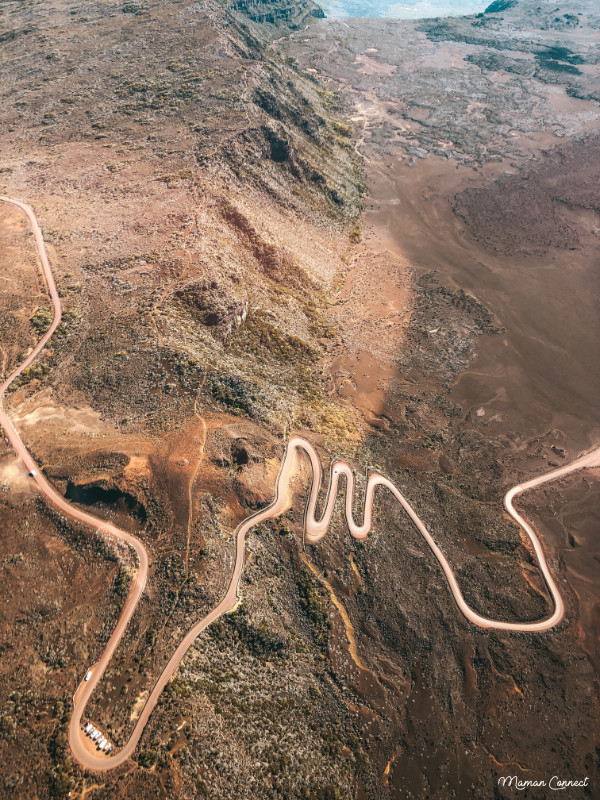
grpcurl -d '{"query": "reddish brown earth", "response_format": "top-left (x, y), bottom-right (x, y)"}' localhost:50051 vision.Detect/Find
top-left (320, 139), bottom-right (600, 799)
top-left (286, 4), bottom-right (600, 796)
top-left (1, 0), bottom-right (600, 798)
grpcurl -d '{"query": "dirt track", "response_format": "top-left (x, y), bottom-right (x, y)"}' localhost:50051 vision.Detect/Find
top-left (2, 196), bottom-right (599, 772)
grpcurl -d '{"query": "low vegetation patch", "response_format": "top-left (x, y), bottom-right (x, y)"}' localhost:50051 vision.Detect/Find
top-left (296, 568), bottom-right (332, 650)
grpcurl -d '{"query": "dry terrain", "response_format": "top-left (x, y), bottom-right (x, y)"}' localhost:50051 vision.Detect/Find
top-left (1, 0), bottom-right (599, 798)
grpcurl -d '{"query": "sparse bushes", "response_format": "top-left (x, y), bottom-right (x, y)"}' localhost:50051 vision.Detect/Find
top-left (316, 89), bottom-right (339, 110)
top-left (0, 713), bottom-right (16, 741)
top-left (55, 309), bottom-right (80, 339)
top-left (139, 748), bottom-right (157, 767)
top-left (175, 357), bottom-right (199, 376)
top-left (209, 605), bottom-right (289, 660)
top-left (40, 644), bottom-right (68, 670)
top-left (266, 131), bottom-right (290, 162)
top-left (48, 706), bottom-right (74, 799)
top-left (296, 569), bottom-right (332, 648)
top-left (254, 88), bottom-right (282, 119)
top-left (113, 566), bottom-right (135, 597)
top-left (156, 169), bottom-right (193, 185)
top-left (350, 223), bottom-right (362, 243)
top-left (210, 373), bottom-right (261, 417)
top-left (331, 120), bottom-right (352, 138)
top-left (9, 360), bottom-right (51, 390)
top-left (31, 306), bottom-right (54, 334)
top-left (229, 313), bottom-right (314, 367)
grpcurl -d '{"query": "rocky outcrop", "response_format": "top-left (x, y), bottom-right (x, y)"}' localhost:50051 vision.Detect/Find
top-left (230, 0), bottom-right (323, 27)
top-left (176, 280), bottom-right (248, 341)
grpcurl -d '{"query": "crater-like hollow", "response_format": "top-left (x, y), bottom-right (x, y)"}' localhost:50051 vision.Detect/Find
top-left (65, 481), bottom-right (147, 523)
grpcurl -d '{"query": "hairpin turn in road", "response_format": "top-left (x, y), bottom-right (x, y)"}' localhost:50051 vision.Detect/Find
top-left (2, 195), bottom-right (599, 772)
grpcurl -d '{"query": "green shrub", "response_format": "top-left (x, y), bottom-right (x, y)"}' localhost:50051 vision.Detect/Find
top-left (31, 306), bottom-right (54, 334)
top-left (139, 749), bottom-right (157, 768)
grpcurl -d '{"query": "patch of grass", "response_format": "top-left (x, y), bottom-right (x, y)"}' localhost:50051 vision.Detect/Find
top-left (331, 120), bottom-right (352, 138)
top-left (349, 222), bottom-right (362, 243)
top-left (156, 169), bottom-right (193, 185)
top-left (31, 306), bottom-right (54, 334)
top-left (316, 89), bottom-right (339, 110)
top-left (10, 361), bottom-right (51, 390)
top-left (302, 400), bottom-right (359, 447)
top-left (113, 566), bottom-right (135, 597)
top-left (210, 373), bottom-right (260, 417)
top-left (228, 312), bottom-right (315, 367)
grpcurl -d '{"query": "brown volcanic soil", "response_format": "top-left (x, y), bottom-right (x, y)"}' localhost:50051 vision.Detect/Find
top-left (0, 205), bottom-right (45, 375)
top-left (453, 136), bottom-right (600, 255)
top-left (1, 1), bottom-right (600, 800)
top-left (0, 1), bottom-right (371, 797)
top-left (286, 2), bottom-right (600, 797)
top-left (316, 143), bottom-right (600, 796)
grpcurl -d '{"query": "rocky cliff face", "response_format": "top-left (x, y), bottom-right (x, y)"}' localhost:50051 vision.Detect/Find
top-left (231, 0), bottom-right (324, 26)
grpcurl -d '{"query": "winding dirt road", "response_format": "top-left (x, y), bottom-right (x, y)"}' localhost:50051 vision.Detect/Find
top-left (2, 195), bottom-right (599, 772)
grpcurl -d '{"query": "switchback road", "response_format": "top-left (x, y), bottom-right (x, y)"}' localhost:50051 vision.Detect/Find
top-left (2, 195), bottom-right (599, 771)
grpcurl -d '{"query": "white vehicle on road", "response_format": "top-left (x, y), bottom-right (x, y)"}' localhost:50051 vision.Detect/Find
top-left (84, 670), bottom-right (92, 682)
